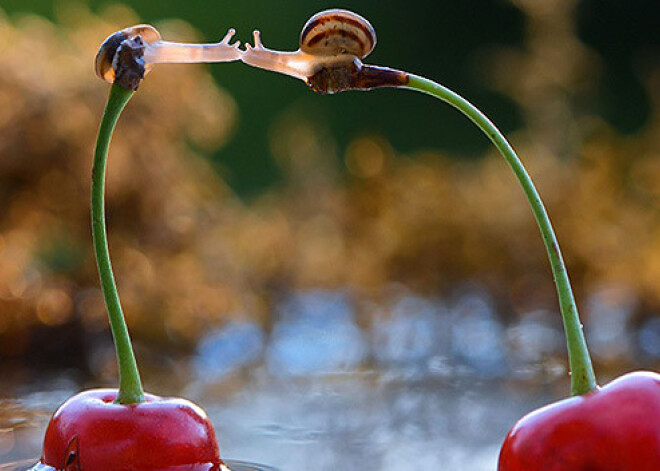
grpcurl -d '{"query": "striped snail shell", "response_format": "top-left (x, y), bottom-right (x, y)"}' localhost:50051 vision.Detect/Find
top-left (95, 25), bottom-right (161, 83)
top-left (299, 9), bottom-right (376, 59)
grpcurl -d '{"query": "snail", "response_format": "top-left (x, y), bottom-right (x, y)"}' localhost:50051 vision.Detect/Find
top-left (95, 24), bottom-right (241, 90)
top-left (241, 9), bottom-right (408, 94)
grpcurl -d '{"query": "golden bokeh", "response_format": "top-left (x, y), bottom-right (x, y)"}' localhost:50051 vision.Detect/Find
top-left (1, 1), bottom-right (660, 362)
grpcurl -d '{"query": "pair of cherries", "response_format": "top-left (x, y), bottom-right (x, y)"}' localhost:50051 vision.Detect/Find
top-left (34, 8), bottom-right (660, 471)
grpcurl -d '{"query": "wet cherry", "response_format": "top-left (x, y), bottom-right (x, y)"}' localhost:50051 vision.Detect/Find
top-left (499, 371), bottom-right (660, 470)
top-left (39, 390), bottom-right (224, 471)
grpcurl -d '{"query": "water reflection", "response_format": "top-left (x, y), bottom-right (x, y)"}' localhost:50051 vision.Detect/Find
top-left (266, 290), bottom-right (367, 376)
top-left (507, 310), bottom-right (563, 364)
top-left (202, 374), bottom-right (544, 471)
top-left (450, 291), bottom-right (508, 377)
top-left (226, 461), bottom-right (278, 471)
top-left (637, 317), bottom-right (660, 360)
top-left (3, 374), bottom-right (546, 471)
top-left (3, 288), bottom-right (654, 470)
top-left (195, 322), bottom-right (265, 381)
top-left (507, 309), bottom-right (566, 380)
top-left (585, 286), bottom-right (635, 363)
top-left (371, 295), bottom-right (449, 372)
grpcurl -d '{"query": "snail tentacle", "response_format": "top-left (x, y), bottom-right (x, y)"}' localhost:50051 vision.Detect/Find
top-left (242, 30), bottom-right (316, 81)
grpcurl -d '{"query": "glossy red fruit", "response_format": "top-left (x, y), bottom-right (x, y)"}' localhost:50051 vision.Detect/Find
top-left (498, 371), bottom-right (660, 470)
top-left (38, 389), bottom-right (225, 471)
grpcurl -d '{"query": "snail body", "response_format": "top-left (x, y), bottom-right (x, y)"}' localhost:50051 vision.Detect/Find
top-left (242, 31), bottom-right (361, 81)
top-left (241, 9), bottom-right (407, 94)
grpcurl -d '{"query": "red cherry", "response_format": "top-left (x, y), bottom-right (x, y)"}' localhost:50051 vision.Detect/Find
top-left (498, 371), bottom-right (660, 470)
top-left (39, 389), bottom-right (225, 471)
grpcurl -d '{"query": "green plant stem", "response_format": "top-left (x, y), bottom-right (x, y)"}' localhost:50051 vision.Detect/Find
top-left (92, 83), bottom-right (144, 404)
top-left (403, 74), bottom-right (597, 396)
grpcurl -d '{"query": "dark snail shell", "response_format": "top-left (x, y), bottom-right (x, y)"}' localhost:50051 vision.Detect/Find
top-left (95, 24), bottom-right (161, 83)
top-left (300, 9), bottom-right (376, 58)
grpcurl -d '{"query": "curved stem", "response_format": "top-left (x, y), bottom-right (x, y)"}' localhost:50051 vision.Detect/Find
top-left (403, 74), bottom-right (597, 396)
top-left (92, 83), bottom-right (145, 404)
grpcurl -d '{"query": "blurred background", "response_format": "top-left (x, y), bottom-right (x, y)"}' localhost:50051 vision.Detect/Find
top-left (0, 0), bottom-right (660, 469)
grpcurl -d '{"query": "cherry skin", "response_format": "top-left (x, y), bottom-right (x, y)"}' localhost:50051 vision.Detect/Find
top-left (499, 371), bottom-right (660, 470)
top-left (37, 389), bottom-right (226, 471)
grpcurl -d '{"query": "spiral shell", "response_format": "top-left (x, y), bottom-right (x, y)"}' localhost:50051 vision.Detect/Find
top-left (95, 25), bottom-right (161, 83)
top-left (300, 9), bottom-right (376, 59)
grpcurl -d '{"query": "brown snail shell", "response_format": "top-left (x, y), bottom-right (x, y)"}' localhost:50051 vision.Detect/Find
top-left (300, 9), bottom-right (376, 58)
top-left (95, 25), bottom-right (161, 83)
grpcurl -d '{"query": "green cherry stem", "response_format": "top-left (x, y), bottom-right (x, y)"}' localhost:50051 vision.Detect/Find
top-left (239, 6), bottom-right (596, 395)
top-left (92, 83), bottom-right (145, 404)
top-left (404, 74), bottom-right (597, 396)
